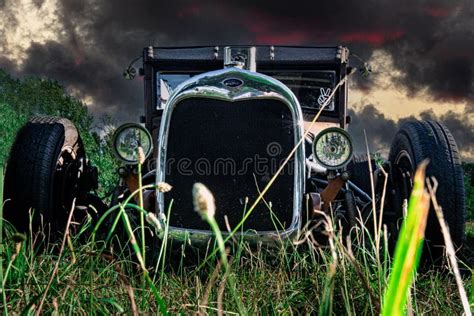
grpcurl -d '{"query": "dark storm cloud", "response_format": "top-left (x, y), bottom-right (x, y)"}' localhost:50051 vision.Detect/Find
top-left (21, 42), bottom-right (143, 119)
top-left (348, 104), bottom-right (474, 161)
top-left (0, 0), bottom-right (472, 155)
top-left (348, 105), bottom-right (398, 155)
top-left (386, 2), bottom-right (474, 104)
top-left (4, 0), bottom-right (474, 105)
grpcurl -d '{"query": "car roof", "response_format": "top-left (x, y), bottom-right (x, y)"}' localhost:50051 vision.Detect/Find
top-left (143, 45), bottom-right (349, 65)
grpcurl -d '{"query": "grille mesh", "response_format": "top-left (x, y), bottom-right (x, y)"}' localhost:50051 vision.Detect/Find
top-left (164, 98), bottom-right (296, 231)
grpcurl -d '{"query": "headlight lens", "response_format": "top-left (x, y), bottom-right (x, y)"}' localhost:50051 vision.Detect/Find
top-left (112, 123), bottom-right (153, 164)
top-left (313, 127), bottom-right (353, 169)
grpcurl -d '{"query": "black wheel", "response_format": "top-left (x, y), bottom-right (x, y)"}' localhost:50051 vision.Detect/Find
top-left (388, 120), bottom-right (466, 260)
top-left (4, 116), bottom-right (88, 234)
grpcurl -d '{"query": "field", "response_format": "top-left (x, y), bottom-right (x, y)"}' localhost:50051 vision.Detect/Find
top-left (0, 71), bottom-right (473, 314)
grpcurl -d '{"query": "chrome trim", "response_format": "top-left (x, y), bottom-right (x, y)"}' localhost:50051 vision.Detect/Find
top-left (156, 67), bottom-right (305, 241)
top-left (306, 157), bottom-right (327, 174)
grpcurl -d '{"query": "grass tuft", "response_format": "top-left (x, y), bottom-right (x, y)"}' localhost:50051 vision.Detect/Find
top-left (0, 159), bottom-right (472, 314)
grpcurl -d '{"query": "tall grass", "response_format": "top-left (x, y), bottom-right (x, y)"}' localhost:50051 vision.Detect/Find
top-left (0, 159), bottom-right (472, 314)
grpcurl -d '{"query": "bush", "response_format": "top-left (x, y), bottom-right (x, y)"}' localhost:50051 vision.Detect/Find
top-left (463, 163), bottom-right (474, 222)
top-left (0, 103), bottom-right (27, 166)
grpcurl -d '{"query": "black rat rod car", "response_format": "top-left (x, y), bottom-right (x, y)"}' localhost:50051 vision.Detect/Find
top-left (3, 46), bottom-right (466, 257)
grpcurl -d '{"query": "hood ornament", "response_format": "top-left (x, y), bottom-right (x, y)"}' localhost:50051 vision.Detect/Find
top-left (224, 46), bottom-right (256, 72)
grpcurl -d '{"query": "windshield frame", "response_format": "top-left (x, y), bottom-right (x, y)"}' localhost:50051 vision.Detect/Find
top-left (155, 69), bottom-right (338, 112)
top-left (264, 70), bottom-right (337, 112)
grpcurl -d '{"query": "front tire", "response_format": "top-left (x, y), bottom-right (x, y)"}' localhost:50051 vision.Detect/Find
top-left (4, 116), bottom-right (88, 233)
top-left (388, 120), bottom-right (466, 260)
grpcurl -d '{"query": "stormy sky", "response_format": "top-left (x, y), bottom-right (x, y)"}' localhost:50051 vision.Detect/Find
top-left (0, 0), bottom-right (473, 160)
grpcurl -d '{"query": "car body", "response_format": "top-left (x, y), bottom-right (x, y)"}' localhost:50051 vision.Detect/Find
top-left (4, 45), bottom-right (466, 258)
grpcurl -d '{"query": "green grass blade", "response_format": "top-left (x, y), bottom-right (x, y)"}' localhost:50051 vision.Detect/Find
top-left (471, 270), bottom-right (473, 310)
top-left (120, 210), bottom-right (168, 314)
top-left (0, 164), bottom-right (7, 316)
top-left (382, 162), bottom-right (430, 316)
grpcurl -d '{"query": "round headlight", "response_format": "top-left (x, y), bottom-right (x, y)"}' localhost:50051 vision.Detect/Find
top-left (312, 127), bottom-right (353, 169)
top-left (112, 123), bottom-right (153, 164)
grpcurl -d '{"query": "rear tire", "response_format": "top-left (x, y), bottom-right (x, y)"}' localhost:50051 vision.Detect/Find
top-left (4, 116), bottom-right (86, 234)
top-left (388, 120), bottom-right (466, 261)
